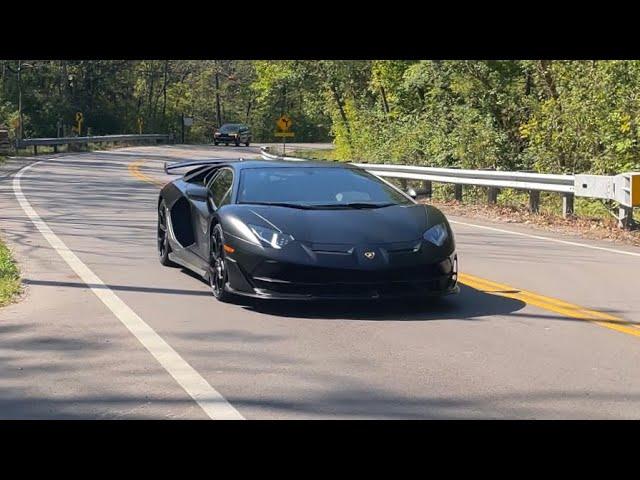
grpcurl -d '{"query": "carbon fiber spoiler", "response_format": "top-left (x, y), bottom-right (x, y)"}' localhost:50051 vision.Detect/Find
top-left (163, 159), bottom-right (241, 174)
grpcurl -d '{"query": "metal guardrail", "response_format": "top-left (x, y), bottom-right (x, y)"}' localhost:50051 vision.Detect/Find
top-left (261, 146), bottom-right (573, 192)
top-left (260, 147), bottom-right (307, 162)
top-left (350, 164), bottom-right (574, 193)
top-left (16, 134), bottom-right (173, 154)
top-left (260, 146), bottom-right (639, 228)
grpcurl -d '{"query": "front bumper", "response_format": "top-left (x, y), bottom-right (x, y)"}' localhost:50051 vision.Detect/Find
top-left (224, 244), bottom-right (459, 301)
top-left (214, 135), bottom-right (240, 142)
top-left (226, 282), bottom-right (459, 301)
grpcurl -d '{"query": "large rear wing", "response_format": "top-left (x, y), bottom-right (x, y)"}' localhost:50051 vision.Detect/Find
top-left (163, 159), bottom-right (242, 174)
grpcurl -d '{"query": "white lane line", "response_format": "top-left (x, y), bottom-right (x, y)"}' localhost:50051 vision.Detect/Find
top-left (13, 160), bottom-right (244, 420)
top-left (450, 219), bottom-right (640, 258)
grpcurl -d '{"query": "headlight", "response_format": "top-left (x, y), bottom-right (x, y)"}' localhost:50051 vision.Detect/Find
top-left (423, 223), bottom-right (448, 247)
top-left (248, 224), bottom-right (294, 249)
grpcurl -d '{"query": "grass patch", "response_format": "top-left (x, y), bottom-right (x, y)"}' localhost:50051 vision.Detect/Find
top-left (288, 148), bottom-right (338, 161)
top-left (0, 237), bottom-right (21, 307)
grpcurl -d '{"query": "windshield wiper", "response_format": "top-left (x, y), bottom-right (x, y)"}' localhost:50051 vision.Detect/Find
top-left (242, 202), bottom-right (398, 210)
top-left (308, 202), bottom-right (396, 209)
top-left (242, 201), bottom-right (315, 209)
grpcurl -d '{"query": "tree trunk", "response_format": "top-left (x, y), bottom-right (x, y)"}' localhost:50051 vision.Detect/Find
top-left (147, 63), bottom-right (155, 132)
top-left (380, 85), bottom-right (390, 114)
top-left (538, 60), bottom-right (560, 102)
top-left (329, 83), bottom-right (351, 138)
top-left (245, 98), bottom-right (253, 123)
top-left (84, 62), bottom-right (95, 131)
top-left (214, 61), bottom-right (222, 128)
top-left (162, 60), bottom-right (169, 129)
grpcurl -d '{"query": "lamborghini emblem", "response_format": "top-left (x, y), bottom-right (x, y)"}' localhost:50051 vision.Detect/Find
top-left (364, 251), bottom-right (376, 259)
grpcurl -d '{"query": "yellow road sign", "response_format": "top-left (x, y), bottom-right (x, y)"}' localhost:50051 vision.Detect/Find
top-left (75, 112), bottom-right (83, 136)
top-left (631, 174), bottom-right (640, 207)
top-left (274, 132), bottom-right (294, 137)
top-left (276, 115), bottom-right (292, 132)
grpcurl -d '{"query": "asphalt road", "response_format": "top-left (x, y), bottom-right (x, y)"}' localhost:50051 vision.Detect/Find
top-left (2, 143), bottom-right (640, 419)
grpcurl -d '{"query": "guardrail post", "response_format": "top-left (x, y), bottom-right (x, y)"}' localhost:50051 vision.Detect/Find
top-left (618, 206), bottom-right (635, 229)
top-left (421, 180), bottom-right (432, 198)
top-left (487, 187), bottom-right (499, 204)
top-left (562, 193), bottom-right (574, 218)
top-left (454, 184), bottom-right (463, 202)
top-left (529, 190), bottom-right (540, 213)
top-left (33, 145), bottom-right (37, 156)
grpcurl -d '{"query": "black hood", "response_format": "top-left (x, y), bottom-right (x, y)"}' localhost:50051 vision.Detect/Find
top-left (226, 203), bottom-right (437, 245)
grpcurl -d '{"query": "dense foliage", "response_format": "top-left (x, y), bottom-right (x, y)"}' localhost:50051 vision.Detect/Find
top-left (2, 60), bottom-right (640, 174)
top-left (0, 238), bottom-right (20, 306)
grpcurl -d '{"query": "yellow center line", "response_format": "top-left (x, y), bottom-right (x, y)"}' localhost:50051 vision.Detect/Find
top-left (459, 273), bottom-right (640, 338)
top-left (128, 159), bottom-right (166, 187)
top-left (125, 158), bottom-right (639, 339)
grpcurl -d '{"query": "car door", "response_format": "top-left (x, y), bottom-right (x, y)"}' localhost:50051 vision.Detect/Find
top-left (195, 167), bottom-right (234, 259)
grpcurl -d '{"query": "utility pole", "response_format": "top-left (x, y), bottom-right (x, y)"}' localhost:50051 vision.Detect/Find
top-left (17, 60), bottom-right (23, 140)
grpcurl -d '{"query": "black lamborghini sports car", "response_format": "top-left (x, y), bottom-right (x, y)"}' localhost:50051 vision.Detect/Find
top-left (157, 159), bottom-right (459, 302)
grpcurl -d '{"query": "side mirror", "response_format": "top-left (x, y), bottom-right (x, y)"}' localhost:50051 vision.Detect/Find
top-left (406, 187), bottom-right (417, 199)
top-left (185, 185), bottom-right (208, 202)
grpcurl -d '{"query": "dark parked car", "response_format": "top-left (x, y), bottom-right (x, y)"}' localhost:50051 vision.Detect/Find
top-left (213, 123), bottom-right (251, 146)
top-left (158, 159), bottom-right (459, 303)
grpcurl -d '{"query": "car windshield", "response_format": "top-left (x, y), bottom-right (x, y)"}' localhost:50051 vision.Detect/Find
top-left (238, 167), bottom-right (412, 208)
top-left (219, 124), bottom-right (242, 133)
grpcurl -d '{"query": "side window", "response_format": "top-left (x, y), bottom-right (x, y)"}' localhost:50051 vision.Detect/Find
top-left (202, 167), bottom-right (220, 187)
top-left (209, 169), bottom-right (233, 208)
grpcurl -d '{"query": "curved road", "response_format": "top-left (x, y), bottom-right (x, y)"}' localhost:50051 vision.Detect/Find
top-left (1, 144), bottom-right (640, 419)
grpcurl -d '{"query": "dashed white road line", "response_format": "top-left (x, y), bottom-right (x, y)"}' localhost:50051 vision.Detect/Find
top-left (450, 219), bottom-right (640, 258)
top-left (13, 159), bottom-right (244, 420)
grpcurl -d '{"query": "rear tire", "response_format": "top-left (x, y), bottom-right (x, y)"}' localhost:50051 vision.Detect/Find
top-left (245, 141), bottom-right (250, 147)
top-left (214, 141), bottom-right (219, 146)
top-left (158, 200), bottom-right (177, 267)
top-left (209, 224), bottom-right (233, 302)
top-left (235, 139), bottom-right (240, 147)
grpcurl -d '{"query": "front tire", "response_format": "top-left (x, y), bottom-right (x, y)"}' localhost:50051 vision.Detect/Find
top-left (245, 141), bottom-right (250, 147)
top-left (209, 224), bottom-right (233, 302)
top-left (158, 200), bottom-right (177, 267)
